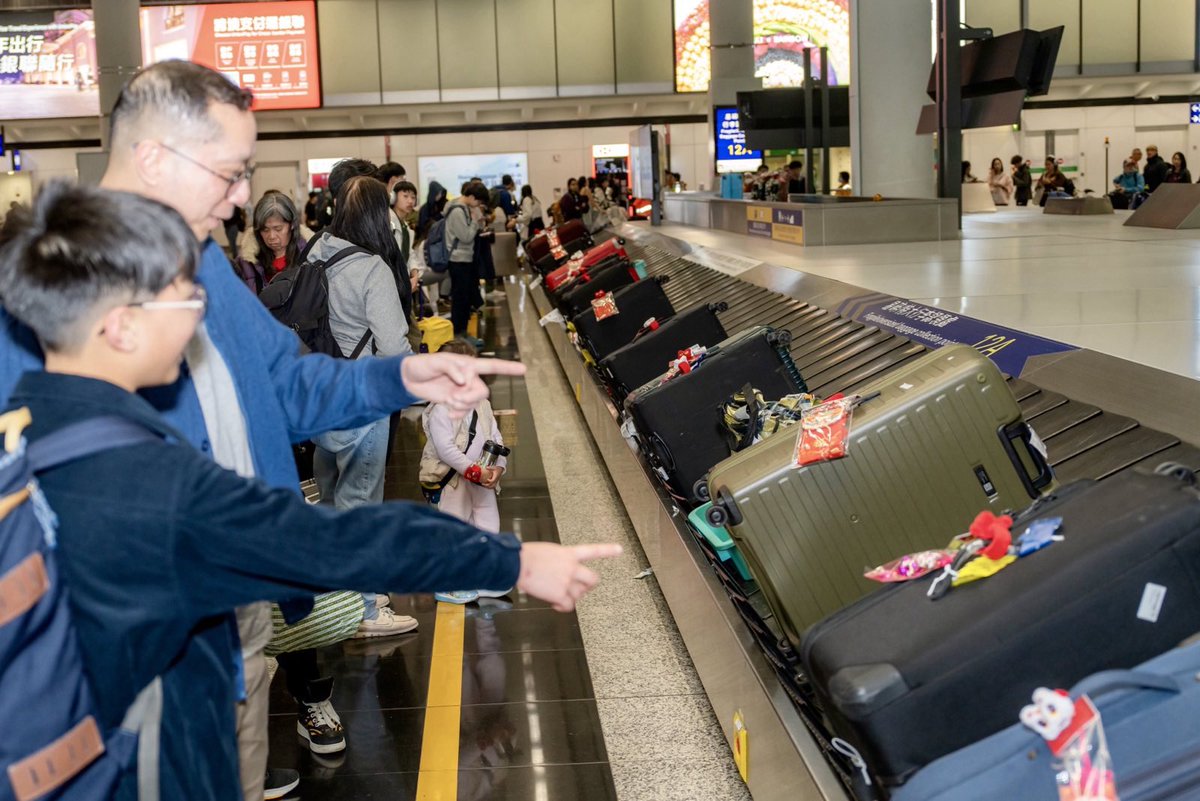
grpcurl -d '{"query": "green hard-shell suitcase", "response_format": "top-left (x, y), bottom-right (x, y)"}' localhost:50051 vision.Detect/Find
top-left (705, 344), bottom-right (1054, 648)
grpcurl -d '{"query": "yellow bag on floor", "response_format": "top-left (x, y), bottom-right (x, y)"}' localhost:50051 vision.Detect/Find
top-left (418, 316), bottom-right (454, 353)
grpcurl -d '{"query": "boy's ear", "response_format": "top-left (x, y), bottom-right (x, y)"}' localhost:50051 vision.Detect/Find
top-left (99, 306), bottom-right (139, 354)
top-left (130, 140), bottom-right (166, 189)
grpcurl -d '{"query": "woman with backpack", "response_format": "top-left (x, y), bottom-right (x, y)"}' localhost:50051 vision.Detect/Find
top-left (237, 191), bottom-right (308, 293)
top-left (418, 180), bottom-right (447, 240)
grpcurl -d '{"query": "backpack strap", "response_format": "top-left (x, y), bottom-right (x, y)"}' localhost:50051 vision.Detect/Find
top-left (121, 677), bottom-right (164, 801)
top-left (435, 410), bottom-right (479, 490)
top-left (316, 245), bottom-right (376, 360)
top-left (26, 416), bottom-right (163, 474)
top-left (347, 329), bottom-right (375, 360)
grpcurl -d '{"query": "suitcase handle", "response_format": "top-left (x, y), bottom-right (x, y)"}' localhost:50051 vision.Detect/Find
top-left (999, 421), bottom-right (1054, 498)
top-left (706, 301), bottom-right (730, 314)
top-left (1070, 668), bottom-right (1180, 701)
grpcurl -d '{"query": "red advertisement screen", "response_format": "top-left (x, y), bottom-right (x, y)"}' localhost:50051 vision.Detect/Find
top-left (140, 1), bottom-right (320, 111)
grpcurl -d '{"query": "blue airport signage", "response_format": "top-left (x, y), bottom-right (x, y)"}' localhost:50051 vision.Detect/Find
top-left (1190, 102), bottom-right (1200, 124)
top-left (715, 107), bottom-right (762, 164)
top-left (836, 292), bottom-right (1077, 376)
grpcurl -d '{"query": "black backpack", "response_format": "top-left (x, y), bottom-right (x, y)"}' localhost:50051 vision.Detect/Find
top-left (258, 245), bottom-right (374, 358)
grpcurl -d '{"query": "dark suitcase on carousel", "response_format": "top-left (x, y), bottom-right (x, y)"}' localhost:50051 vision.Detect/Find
top-left (705, 344), bottom-right (1053, 647)
top-left (599, 302), bottom-right (729, 400)
top-left (572, 276), bottom-right (674, 361)
top-left (528, 220), bottom-right (591, 275)
top-left (556, 261), bottom-right (640, 316)
top-left (624, 325), bottom-right (805, 505)
top-left (800, 465), bottom-right (1200, 791)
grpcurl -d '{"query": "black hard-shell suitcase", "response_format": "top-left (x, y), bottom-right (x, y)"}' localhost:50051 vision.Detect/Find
top-left (599, 302), bottom-right (729, 401)
top-left (556, 261), bottom-right (639, 316)
top-left (572, 276), bottom-right (675, 361)
top-left (624, 325), bottom-right (805, 505)
top-left (801, 466), bottom-right (1200, 791)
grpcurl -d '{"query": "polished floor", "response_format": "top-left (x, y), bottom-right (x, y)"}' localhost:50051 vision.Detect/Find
top-left (266, 288), bottom-right (747, 800)
top-left (655, 206), bottom-right (1200, 381)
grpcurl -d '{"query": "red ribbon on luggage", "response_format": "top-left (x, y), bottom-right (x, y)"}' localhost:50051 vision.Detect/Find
top-left (547, 229), bottom-right (567, 261)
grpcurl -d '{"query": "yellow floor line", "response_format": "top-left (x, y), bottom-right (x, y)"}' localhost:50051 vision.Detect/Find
top-left (415, 602), bottom-right (466, 801)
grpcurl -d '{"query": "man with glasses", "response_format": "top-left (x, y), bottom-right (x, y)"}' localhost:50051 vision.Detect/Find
top-left (0, 60), bottom-right (525, 801)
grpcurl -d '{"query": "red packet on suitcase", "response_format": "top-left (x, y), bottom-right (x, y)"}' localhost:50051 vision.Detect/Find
top-left (591, 291), bottom-right (618, 320)
top-left (793, 397), bottom-right (856, 466)
top-left (547, 229), bottom-right (567, 261)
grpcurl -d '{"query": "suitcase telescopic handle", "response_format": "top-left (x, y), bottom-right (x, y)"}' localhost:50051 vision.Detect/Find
top-left (1070, 669), bottom-right (1180, 700)
top-left (999, 421), bottom-right (1054, 498)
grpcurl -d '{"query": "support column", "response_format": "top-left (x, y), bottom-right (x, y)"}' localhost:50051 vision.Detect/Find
top-left (849, 0), bottom-right (935, 198)
top-left (707, 0), bottom-right (760, 181)
top-left (92, 0), bottom-right (142, 149)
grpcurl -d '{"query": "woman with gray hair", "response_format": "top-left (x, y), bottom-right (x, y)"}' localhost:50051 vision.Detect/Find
top-left (237, 190), bottom-right (311, 293)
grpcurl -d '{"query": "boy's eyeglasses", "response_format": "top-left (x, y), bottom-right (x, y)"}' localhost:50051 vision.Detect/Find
top-left (159, 142), bottom-right (255, 197)
top-left (128, 285), bottom-right (208, 319)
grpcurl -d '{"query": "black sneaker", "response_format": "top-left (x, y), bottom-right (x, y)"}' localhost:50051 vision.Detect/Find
top-left (297, 697), bottom-right (347, 754)
top-left (263, 768), bottom-right (300, 800)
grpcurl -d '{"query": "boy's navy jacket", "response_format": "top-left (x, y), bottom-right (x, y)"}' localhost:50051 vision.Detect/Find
top-left (7, 370), bottom-right (522, 800)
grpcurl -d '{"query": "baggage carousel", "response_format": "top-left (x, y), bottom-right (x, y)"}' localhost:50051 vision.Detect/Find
top-left (522, 223), bottom-right (1200, 801)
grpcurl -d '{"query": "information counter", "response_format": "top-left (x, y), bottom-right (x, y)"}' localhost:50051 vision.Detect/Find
top-left (662, 192), bottom-right (959, 246)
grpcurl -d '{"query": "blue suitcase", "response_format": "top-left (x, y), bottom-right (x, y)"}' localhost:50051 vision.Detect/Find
top-left (892, 640), bottom-right (1200, 801)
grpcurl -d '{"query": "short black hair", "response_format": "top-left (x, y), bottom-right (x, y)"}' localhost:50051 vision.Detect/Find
top-left (375, 161), bottom-right (406, 183)
top-left (787, 160), bottom-right (802, 170)
top-left (393, 180), bottom-right (417, 197)
top-left (502, 174), bottom-right (514, 187)
top-left (463, 184), bottom-right (490, 204)
top-left (0, 181), bottom-right (198, 352)
top-left (110, 60), bottom-right (254, 149)
top-left (329, 159), bottom-right (378, 204)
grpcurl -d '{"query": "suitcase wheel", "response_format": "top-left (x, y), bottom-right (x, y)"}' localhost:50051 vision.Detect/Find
top-left (710, 487), bottom-right (744, 527)
top-left (692, 478), bottom-right (711, 503)
top-left (766, 328), bottom-right (792, 348)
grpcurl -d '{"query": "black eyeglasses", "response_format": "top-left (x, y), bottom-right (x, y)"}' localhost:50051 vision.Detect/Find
top-left (159, 142), bottom-right (255, 197)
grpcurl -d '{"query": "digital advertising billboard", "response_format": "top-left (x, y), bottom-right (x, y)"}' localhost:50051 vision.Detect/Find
top-left (0, 8), bottom-right (98, 120)
top-left (140, 1), bottom-right (320, 111)
top-left (674, 0), bottom-right (851, 94)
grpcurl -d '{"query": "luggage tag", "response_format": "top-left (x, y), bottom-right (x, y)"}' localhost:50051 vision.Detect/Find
top-left (592, 291), bottom-right (619, 320)
top-left (1021, 689), bottom-right (1118, 801)
top-left (792, 396), bottom-right (857, 467)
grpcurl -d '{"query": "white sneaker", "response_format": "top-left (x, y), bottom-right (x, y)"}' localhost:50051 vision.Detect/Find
top-left (434, 590), bottom-right (480, 604)
top-left (476, 587), bottom-right (513, 599)
top-left (352, 607), bottom-right (419, 638)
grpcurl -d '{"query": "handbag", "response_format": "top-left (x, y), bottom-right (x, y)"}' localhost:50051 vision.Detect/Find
top-left (264, 591), bottom-right (366, 656)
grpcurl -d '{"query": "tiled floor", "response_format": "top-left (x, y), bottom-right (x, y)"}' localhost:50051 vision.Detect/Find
top-left (654, 206), bottom-right (1200, 381)
top-left (266, 284), bottom-right (745, 800)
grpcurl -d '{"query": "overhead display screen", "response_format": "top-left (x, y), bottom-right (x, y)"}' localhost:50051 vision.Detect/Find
top-left (0, 9), bottom-right (99, 120)
top-left (674, 0), bottom-right (850, 94)
top-left (714, 107), bottom-right (762, 173)
top-left (140, 1), bottom-right (320, 111)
